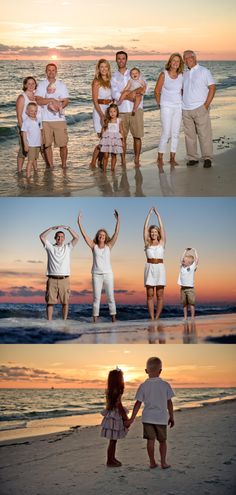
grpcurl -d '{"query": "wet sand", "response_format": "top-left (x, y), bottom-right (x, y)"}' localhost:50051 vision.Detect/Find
top-left (0, 399), bottom-right (235, 495)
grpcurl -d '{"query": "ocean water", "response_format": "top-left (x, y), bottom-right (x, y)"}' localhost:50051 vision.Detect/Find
top-left (1, 387), bottom-right (235, 433)
top-left (0, 60), bottom-right (236, 196)
top-left (0, 303), bottom-right (235, 343)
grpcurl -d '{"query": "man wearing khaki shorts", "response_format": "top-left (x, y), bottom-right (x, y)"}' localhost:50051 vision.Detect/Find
top-left (35, 63), bottom-right (69, 168)
top-left (111, 51), bottom-right (146, 166)
top-left (40, 225), bottom-right (79, 320)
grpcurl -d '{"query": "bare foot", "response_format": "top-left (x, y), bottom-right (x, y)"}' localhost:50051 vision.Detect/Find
top-left (111, 315), bottom-right (116, 323)
top-left (150, 462), bottom-right (158, 469)
top-left (169, 159), bottom-right (179, 166)
top-left (107, 461), bottom-right (121, 468)
top-left (134, 158), bottom-right (140, 167)
top-left (114, 459), bottom-right (122, 466)
top-left (161, 463), bottom-right (171, 469)
top-left (93, 316), bottom-right (98, 323)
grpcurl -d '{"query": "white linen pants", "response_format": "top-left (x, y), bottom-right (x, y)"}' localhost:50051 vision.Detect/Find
top-left (158, 105), bottom-right (182, 153)
top-left (92, 273), bottom-right (116, 316)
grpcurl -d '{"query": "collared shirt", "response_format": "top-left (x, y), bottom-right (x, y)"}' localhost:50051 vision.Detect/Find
top-left (178, 261), bottom-right (196, 287)
top-left (111, 69), bottom-right (145, 112)
top-left (45, 240), bottom-right (73, 276)
top-left (135, 377), bottom-right (175, 425)
top-left (35, 79), bottom-right (69, 122)
top-left (182, 64), bottom-right (215, 110)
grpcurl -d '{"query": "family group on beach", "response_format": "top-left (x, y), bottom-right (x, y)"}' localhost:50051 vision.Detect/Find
top-left (39, 207), bottom-right (198, 322)
top-left (16, 50), bottom-right (216, 177)
top-left (101, 357), bottom-right (174, 469)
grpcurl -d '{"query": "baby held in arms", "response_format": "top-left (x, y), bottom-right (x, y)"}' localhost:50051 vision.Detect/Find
top-left (117, 67), bottom-right (146, 115)
top-left (46, 82), bottom-right (64, 116)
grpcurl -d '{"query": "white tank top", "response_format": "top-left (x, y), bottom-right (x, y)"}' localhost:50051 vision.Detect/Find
top-left (97, 85), bottom-right (112, 99)
top-left (92, 244), bottom-right (113, 274)
top-left (160, 70), bottom-right (183, 107)
top-left (145, 244), bottom-right (164, 260)
top-left (21, 92), bottom-right (41, 122)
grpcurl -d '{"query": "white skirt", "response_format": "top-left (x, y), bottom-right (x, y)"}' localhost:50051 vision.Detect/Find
top-left (93, 104), bottom-right (109, 134)
top-left (144, 262), bottom-right (166, 287)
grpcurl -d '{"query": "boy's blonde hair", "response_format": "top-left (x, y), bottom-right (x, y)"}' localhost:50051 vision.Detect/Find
top-left (146, 357), bottom-right (162, 373)
top-left (184, 254), bottom-right (194, 263)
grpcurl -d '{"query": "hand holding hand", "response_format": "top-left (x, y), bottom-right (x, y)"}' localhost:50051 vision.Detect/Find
top-left (168, 417), bottom-right (174, 428)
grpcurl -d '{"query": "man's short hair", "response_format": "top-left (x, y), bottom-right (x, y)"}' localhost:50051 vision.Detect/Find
top-left (54, 230), bottom-right (65, 239)
top-left (116, 50), bottom-right (128, 61)
top-left (46, 63), bottom-right (58, 71)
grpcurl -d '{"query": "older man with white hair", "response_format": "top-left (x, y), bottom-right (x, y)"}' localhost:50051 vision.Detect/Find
top-left (182, 50), bottom-right (216, 168)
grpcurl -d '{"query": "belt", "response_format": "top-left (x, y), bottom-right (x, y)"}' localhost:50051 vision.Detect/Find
top-left (147, 259), bottom-right (163, 264)
top-left (97, 99), bottom-right (113, 104)
top-left (48, 275), bottom-right (69, 279)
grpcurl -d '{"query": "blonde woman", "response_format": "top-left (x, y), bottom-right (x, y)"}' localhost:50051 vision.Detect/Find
top-left (77, 210), bottom-right (120, 322)
top-left (91, 59), bottom-right (113, 167)
top-left (143, 207), bottom-right (166, 320)
top-left (154, 53), bottom-right (184, 169)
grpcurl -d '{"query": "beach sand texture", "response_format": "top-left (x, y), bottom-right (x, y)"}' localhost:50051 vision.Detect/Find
top-left (0, 400), bottom-right (235, 495)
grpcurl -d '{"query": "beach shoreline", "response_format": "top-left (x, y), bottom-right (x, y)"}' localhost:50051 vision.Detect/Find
top-left (0, 399), bottom-right (235, 495)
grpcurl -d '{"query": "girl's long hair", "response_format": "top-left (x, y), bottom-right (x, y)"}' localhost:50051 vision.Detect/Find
top-left (93, 59), bottom-right (111, 88)
top-left (103, 103), bottom-right (119, 131)
top-left (106, 369), bottom-right (124, 410)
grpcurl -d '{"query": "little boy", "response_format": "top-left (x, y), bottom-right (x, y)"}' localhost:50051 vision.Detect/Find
top-left (178, 247), bottom-right (199, 320)
top-left (21, 102), bottom-right (43, 178)
top-left (117, 67), bottom-right (146, 115)
top-left (126, 356), bottom-right (174, 469)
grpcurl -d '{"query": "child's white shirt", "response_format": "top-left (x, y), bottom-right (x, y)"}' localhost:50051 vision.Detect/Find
top-left (21, 117), bottom-right (42, 147)
top-left (135, 377), bottom-right (174, 425)
top-left (178, 261), bottom-right (196, 287)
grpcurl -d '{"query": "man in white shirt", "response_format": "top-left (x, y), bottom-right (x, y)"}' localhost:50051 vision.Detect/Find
top-left (35, 63), bottom-right (69, 168)
top-left (40, 225), bottom-right (79, 320)
top-left (111, 51), bottom-right (146, 166)
top-left (182, 50), bottom-right (216, 168)
top-left (126, 357), bottom-right (174, 469)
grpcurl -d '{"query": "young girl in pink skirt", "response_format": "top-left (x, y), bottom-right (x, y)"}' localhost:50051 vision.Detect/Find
top-left (101, 368), bottom-right (129, 467)
top-left (100, 104), bottom-right (124, 172)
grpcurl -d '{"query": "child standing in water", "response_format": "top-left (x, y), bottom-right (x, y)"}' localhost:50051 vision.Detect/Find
top-left (100, 103), bottom-right (124, 171)
top-left (21, 102), bottom-right (43, 178)
top-left (101, 368), bottom-right (129, 467)
top-left (117, 67), bottom-right (146, 116)
top-left (178, 247), bottom-right (199, 320)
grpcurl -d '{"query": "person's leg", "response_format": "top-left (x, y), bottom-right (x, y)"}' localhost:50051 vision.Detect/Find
top-left (60, 146), bottom-right (68, 168)
top-left (62, 304), bottom-right (69, 320)
top-left (158, 106), bottom-right (172, 161)
top-left (46, 304), bottom-right (54, 320)
top-left (104, 274), bottom-right (116, 321)
top-left (132, 94), bottom-right (142, 115)
top-left (155, 286), bottom-right (164, 319)
top-left (103, 153), bottom-right (109, 172)
top-left (90, 145), bottom-right (100, 167)
top-left (182, 109), bottom-right (199, 162)
top-left (146, 286), bottom-right (155, 320)
top-left (170, 106), bottom-right (182, 164)
top-left (111, 153), bottom-right (117, 171)
top-left (147, 439), bottom-right (157, 468)
top-left (44, 146), bottom-right (54, 167)
top-left (92, 274), bottom-right (103, 321)
top-left (190, 304), bottom-right (195, 319)
top-left (159, 441), bottom-right (170, 468)
top-left (133, 137), bottom-right (142, 166)
top-left (194, 106), bottom-right (213, 161)
top-left (107, 440), bottom-right (120, 466)
top-left (183, 305), bottom-right (188, 320)
top-left (17, 157), bottom-right (25, 173)
top-left (26, 160), bottom-right (33, 178)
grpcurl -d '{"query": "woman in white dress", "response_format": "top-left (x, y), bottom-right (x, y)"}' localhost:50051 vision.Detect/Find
top-left (77, 210), bottom-right (120, 322)
top-left (154, 53), bottom-right (184, 170)
top-left (143, 207), bottom-right (166, 320)
top-left (16, 76), bottom-right (38, 172)
top-left (90, 59), bottom-right (113, 167)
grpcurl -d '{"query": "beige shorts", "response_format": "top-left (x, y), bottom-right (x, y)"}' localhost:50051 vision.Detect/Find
top-left (120, 108), bottom-right (144, 139)
top-left (143, 423), bottom-right (167, 442)
top-left (28, 147), bottom-right (40, 160)
top-left (43, 121), bottom-right (68, 148)
top-left (17, 126), bottom-right (27, 158)
top-left (45, 276), bottom-right (70, 305)
top-left (181, 287), bottom-right (196, 306)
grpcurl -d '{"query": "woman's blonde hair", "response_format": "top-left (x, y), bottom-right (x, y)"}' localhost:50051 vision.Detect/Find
top-left (165, 53), bottom-right (184, 74)
top-left (94, 59), bottom-right (111, 88)
top-left (147, 225), bottom-right (161, 245)
top-left (93, 229), bottom-right (111, 245)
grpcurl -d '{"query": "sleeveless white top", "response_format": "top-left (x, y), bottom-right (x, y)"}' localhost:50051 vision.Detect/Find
top-left (160, 71), bottom-right (183, 108)
top-left (21, 92), bottom-right (41, 122)
top-left (92, 244), bottom-right (113, 274)
top-left (145, 244), bottom-right (164, 260)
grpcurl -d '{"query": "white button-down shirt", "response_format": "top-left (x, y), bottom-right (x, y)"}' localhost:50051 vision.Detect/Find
top-left (182, 64), bottom-right (215, 110)
top-left (111, 69), bottom-right (145, 112)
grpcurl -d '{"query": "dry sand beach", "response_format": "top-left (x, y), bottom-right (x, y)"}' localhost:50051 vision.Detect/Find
top-left (0, 399), bottom-right (235, 495)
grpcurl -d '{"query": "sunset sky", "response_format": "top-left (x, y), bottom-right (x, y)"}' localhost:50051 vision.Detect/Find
top-left (0, 197), bottom-right (235, 306)
top-left (1, 0), bottom-right (236, 60)
top-left (0, 344), bottom-right (235, 388)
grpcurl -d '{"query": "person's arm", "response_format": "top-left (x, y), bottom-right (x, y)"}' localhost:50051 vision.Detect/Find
top-left (204, 84), bottom-right (216, 109)
top-left (117, 398), bottom-right (129, 422)
top-left (77, 213), bottom-right (94, 249)
top-left (127, 400), bottom-right (142, 425)
top-left (167, 399), bottom-right (174, 427)
top-left (153, 207), bottom-right (166, 246)
top-left (62, 226), bottom-right (79, 247)
top-left (16, 95), bottom-right (25, 128)
top-left (154, 72), bottom-right (165, 106)
top-left (108, 210), bottom-right (120, 248)
top-left (92, 80), bottom-right (105, 121)
top-left (143, 207), bottom-right (154, 245)
top-left (191, 247), bottom-right (199, 268)
top-left (119, 121), bottom-right (125, 140)
top-left (21, 131), bottom-right (29, 153)
top-left (39, 226), bottom-right (60, 246)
